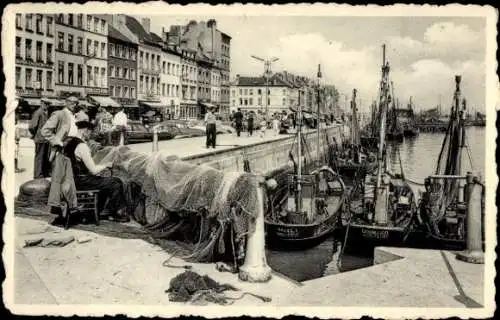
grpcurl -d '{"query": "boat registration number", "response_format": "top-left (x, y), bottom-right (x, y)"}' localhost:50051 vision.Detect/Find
top-left (276, 227), bottom-right (299, 238)
top-left (361, 228), bottom-right (389, 240)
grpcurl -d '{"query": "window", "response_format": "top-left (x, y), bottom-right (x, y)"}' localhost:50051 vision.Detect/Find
top-left (46, 16), bottom-right (53, 36)
top-left (100, 68), bottom-right (105, 86)
top-left (101, 42), bottom-right (105, 57)
top-left (36, 41), bottom-right (42, 61)
top-left (249, 89), bottom-right (253, 95)
top-left (68, 34), bottom-right (73, 53)
top-left (244, 99), bottom-right (248, 106)
top-left (101, 20), bottom-right (105, 34)
top-left (130, 68), bottom-right (135, 80)
top-left (162, 61), bottom-right (166, 74)
top-left (145, 77), bottom-right (149, 93)
top-left (86, 39), bottom-right (92, 55)
top-left (139, 51), bottom-right (143, 66)
top-left (231, 90), bottom-right (235, 97)
top-left (167, 62), bottom-right (170, 74)
top-left (249, 98), bottom-right (253, 105)
top-left (68, 63), bottom-right (74, 85)
top-left (121, 46), bottom-right (126, 58)
top-left (109, 66), bottom-right (114, 78)
top-left (162, 84), bottom-right (165, 96)
top-left (139, 76), bottom-right (143, 92)
top-left (123, 68), bottom-right (128, 79)
top-left (239, 89), bottom-right (242, 95)
top-left (87, 15), bottom-right (92, 30)
top-left (131, 87), bottom-right (135, 98)
top-left (157, 56), bottom-right (160, 70)
top-left (94, 41), bottom-right (98, 58)
top-left (110, 86), bottom-right (114, 97)
top-left (77, 14), bottom-right (83, 28)
top-left (77, 64), bottom-right (83, 86)
top-left (25, 14), bottom-right (33, 31)
top-left (94, 17), bottom-right (98, 32)
top-left (124, 86), bottom-right (129, 98)
top-left (36, 14), bottom-right (43, 33)
top-left (36, 70), bottom-right (43, 89)
top-left (77, 37), bottom-right (82, 54)
top-left (57, 32), bottom-right (64, 50)
top-left (258, 97), bottom-right (262, 105)
top-left (86, 66), bottom-right (91, 86)
top-left (25, 68), bottom-right (32, 87)
top-left (244, 89), bottom-right (247, 95)
top-left (282, 98), bottom-right (286, 106)
top-left (15, 67), bottom-right (21, 87)
top-left (68, 14), bottom-right (73, 26)
top-left (94, 66), bottom-right (99, 86)
top-left (283, 89), bottom-right (286, 95)
top-left (16, 14), bottom-right (22, 29)
top-left (110, 44), bottom-right (114, 56)
top-left (57, 14), bottom-right (64, 24)
top-left (115, 67), bottom-right (120, 78)
top-left (257, 89), bottom-right (262, 95)
top-left (117, 86), bottom-right (121, 97)
top-left (15, 37), bottom-right (21, 57)
top-left (46, 71), bottom-right (53, 89)
top-left (145, 53), bottom-right (149, 69)
top-left (25, 39), bottom-right (32, 60)
top-left (268, 98), bottom-right (270, 105)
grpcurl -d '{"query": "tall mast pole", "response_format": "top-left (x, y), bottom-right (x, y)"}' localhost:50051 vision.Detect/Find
top-left (296, 87), bottom-right (303, 213)
top-left (316, 64), bottom-right (322, 166)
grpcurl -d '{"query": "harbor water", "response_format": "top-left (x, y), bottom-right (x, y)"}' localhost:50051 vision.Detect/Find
top-left (266, 127), bottom-right (486, 282)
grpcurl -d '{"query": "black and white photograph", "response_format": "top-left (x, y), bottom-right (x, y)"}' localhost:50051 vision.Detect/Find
top-left (1, 3), bottom-right (496, 319)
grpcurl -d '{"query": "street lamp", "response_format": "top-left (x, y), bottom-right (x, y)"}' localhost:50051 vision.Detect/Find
top-left (251, 55), bottom-right (279, 124)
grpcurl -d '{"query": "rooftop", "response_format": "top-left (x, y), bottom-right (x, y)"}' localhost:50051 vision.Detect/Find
top-left (108, 25), bottom-right (135, 44)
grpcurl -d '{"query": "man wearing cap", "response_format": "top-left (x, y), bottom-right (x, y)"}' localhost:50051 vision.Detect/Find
top-left (41, 96), bottom-right (79, 162)
top-left (50, 115), bottom-right (129, 225)
top-left (29, 98), bottom-right (50, 178)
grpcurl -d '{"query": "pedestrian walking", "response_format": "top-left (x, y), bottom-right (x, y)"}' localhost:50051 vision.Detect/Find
top-left (247, 112), bottom-right (254, 136)
top-left (204, 107), bottom-right (217, 148)
top-left (29, 98), bottom-right (50, 178)
top-left (259, 116), bottom-right (267, 139)
top-left (15, 113), bottom-right (25, 173)
top-left (94, 106), bottom-right (113, 145)
top-left (272, 116), bottom-right (281, 136)
top-left (41, 96), bottom-right (79, 163)
top-left (234, 108), bottom-right (243, 137)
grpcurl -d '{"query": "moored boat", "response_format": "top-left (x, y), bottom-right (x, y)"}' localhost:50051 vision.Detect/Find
top-left (265, 65), bottom-right (347, 249)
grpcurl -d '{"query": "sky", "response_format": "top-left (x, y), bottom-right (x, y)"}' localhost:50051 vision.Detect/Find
top-left (143, 15), bottom-right (486, 114)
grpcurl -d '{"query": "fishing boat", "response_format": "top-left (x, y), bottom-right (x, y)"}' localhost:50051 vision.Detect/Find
top-left (386, 82), bottom-right (405, 142)
top-left (360, 101), bottom-right (379, 150)
top-left (402, 97), bottom-right (419, 137)
top-left (265, 65), bottom-right (347, 249)
top-left (334, 88), bottom-right (377, 179)
top-left (417, 75), bottom-right (484, 249)
top-left (341, 44), bottom-right (418, 247)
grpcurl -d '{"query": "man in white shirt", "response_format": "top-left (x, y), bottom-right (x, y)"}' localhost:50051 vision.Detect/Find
top-left (112, 106), bottom-right (128, 145)
top-left (204, 107), bottom-right (217, 148)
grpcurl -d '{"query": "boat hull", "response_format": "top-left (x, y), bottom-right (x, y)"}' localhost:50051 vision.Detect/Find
top-left (339, 223), bottom-right (411, 250)
top-left (265, 212), bottom-right (340, 250)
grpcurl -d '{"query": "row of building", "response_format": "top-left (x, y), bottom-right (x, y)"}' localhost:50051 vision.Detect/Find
top-left (15, 13), bottom-right (341, 121)
top-left (15, 13), bottom-right (231, 120)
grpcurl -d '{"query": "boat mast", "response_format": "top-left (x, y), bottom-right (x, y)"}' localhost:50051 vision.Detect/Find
top-left (376, 44), bottom-right (390, 192)
top-left (296, 88), bottom-right (303, 213)
top-left (351, 88), bottom-right (359, 146)
top-left (316, 64), bottom-right (322, 166)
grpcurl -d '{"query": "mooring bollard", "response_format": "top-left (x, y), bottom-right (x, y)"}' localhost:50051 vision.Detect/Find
top-left (119, 130), bottom-right (125, 146)
top-left (239, 176), bottom-right (275, 283)
top-left (152, 128), bottom-right (158, 152)
top-left (456, 173), bottom-right (484, 264)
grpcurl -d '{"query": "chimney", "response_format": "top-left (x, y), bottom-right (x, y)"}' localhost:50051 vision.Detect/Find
top-left (141, 17), bottom-right (151, 33)
top-left (207, 19), bottom-right (217, 29)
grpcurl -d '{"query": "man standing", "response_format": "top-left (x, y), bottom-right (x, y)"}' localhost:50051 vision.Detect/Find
top-left (41, 96), bottom-right (79, 162)
top-left (247, 111), bottom-right (254, 137)
top-left (204, 107), bottom-right (217, 148)
top-left (112, 106), bottom-right (128, 146)
top-left (29, 98), bottom-right (50, 178)
top-left (234, 108), bottom-right (243, 137)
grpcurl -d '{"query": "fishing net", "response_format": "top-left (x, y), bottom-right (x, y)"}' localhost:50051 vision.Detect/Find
top-left (91, 146), bottom-right (262, 263)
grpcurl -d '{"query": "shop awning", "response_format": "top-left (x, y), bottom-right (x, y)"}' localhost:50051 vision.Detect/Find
top-left (22, 98), bottom-right (41, 106)
top-left (123, 104), bottom-right (139, 108)
top-left (89, 96), bottom-right (120, 108)
top-left (200, 102), bottom-right (217, 109)
top-left (140, 101), bottom-right (166, 109)
top-left (79, 100), bottom-right (94, 108)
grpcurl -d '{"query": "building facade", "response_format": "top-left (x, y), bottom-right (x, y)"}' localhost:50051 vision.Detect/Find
top-left (210, 67), bottom-right (221, 109)
top-left (220, 32), bottom-right (231, 119)
top-left (230, 74), bottom-right (297, 114)
top-left (160, 47), bottom-right (182, 118)
top-left (15, 13), bottom-right (56, 108)
top-left (180, 49), bottom-right (198, 119)
top-left (107, 25), bottom-right (138, 108)
top-left (53, 14), bottom-right (108, 102)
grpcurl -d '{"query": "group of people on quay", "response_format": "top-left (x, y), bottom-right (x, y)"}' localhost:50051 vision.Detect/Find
top-left (17, 96), bottom-right (131, 224)
top-left (229, 108), bottom-right (297, 138)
